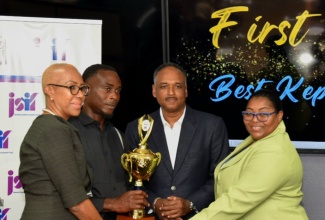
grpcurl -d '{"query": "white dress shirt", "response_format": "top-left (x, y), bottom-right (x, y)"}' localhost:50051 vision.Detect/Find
top-left (159, 107), bottom-right (186, 169)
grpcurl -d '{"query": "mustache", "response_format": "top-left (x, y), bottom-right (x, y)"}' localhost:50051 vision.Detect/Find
top-left (103, 101), bottom-right (117, 106)
top-left (165, 96), bottom-right (177, 101)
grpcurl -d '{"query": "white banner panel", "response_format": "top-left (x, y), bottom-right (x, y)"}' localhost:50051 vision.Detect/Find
top-left (0, 16), bottom-right (102, 220)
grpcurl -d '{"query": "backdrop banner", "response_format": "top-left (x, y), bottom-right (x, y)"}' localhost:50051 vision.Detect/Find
top-left (0, 15), bottom-right (102, 219)
top-left (169, 2), bottom-right (325, 152)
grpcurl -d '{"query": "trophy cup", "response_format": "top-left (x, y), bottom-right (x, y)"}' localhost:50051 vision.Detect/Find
top-left (118, 114), bottom-right (161, 220)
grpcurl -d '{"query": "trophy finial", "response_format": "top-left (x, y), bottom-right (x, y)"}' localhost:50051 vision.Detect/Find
top-left (138, 114), bottom-right (154, 147)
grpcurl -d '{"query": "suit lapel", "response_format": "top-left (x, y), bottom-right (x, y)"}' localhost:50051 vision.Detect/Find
top-left (221, 147), bottom-right (250, 170)
top-left (220, 137), bottom-right (254, 170)
top-left (173, 108), bottom-right (196, 176)
top-left (151, 112), bottom-right (174, 175)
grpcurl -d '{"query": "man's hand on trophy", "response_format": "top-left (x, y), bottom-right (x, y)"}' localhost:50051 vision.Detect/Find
top-left (154, 196), bottom-right (190, 220)
top-left (103, 190), bottom-right (149, 213)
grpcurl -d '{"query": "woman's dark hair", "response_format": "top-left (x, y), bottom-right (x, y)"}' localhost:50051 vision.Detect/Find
top-left (248, 89), bottom-right (283, 112)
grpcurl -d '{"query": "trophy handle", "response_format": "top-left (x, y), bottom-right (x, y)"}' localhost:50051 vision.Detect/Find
top-left (144, 152), bottom-right (162, 182)
top-left (121, 153), bottom-right (133, 182)
top-left (155, 152), bottom-right (162, 166)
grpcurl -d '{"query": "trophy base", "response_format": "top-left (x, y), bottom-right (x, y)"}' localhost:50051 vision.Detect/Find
top-left (117, 214), bottom-right (155, 220)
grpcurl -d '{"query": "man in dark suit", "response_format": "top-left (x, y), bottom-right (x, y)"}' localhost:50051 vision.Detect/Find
top-left (125, 62), bottom-right (230, 220)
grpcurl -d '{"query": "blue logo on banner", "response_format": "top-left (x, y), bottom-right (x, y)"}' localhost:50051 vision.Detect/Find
top-left (0, 130), bottom-right (11, 149)
top-left (0, 208), bottom-right (10, 220)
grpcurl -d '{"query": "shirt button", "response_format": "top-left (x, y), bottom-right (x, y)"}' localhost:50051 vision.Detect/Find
top-left (171, 186), bottom-right (176, 191)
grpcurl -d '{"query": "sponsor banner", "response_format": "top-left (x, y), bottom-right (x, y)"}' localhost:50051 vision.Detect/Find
top-left (0, 16), bottom-right (101, 219)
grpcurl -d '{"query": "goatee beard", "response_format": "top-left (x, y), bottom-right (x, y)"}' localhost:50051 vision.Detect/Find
top-left (103, 112), bottom-right (114, 119)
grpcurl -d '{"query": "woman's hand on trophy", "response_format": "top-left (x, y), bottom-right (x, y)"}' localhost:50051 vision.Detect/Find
top-left (103, 190), bottom-right (149, 213)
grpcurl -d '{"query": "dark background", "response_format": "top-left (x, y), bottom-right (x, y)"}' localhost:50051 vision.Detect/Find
top-left (168, 0), bottom-right (325, 150)
top-left (0, 0), bottom-right (164, 130)
top-left (1, 0), bottom-right (325, 151)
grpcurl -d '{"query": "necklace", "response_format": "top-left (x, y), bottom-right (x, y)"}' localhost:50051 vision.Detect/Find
top-left (42, 108), bottom-right (56, 115)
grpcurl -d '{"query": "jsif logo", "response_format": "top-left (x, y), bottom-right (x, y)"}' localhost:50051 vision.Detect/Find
top-left (0, 208), bottom-right (10, 220)
top-left (0, 130), bottom-right (11, 149)
top-left (7, 170), bottom-right (22, 196)
top-left (8, 92), bottom-right (38, 118)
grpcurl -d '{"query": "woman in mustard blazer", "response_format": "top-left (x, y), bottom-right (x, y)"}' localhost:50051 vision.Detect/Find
top-left (191, 89), bottom-right (308, 220)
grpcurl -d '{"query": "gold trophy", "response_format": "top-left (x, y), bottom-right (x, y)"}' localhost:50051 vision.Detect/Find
top-left (119, 114), bottom-right (161, 220)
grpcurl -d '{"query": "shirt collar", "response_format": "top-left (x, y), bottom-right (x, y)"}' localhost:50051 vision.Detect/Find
top-left (77, 111), bottom-right (110, 127)
top-left (159, 106), bottom-right (186, 127)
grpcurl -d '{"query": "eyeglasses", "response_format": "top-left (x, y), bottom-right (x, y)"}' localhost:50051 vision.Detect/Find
top-left (48, 84), bottom-right (89, 96)
top-left (242, 111), bottom-right (278, 122)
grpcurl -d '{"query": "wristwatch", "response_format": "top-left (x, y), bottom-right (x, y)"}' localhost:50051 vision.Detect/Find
top-left (189, 201), bottom-right (199, 213)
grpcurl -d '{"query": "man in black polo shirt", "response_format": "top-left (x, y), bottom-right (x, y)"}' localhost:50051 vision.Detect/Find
top-left (69, 64), bottom-right (149, 220)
